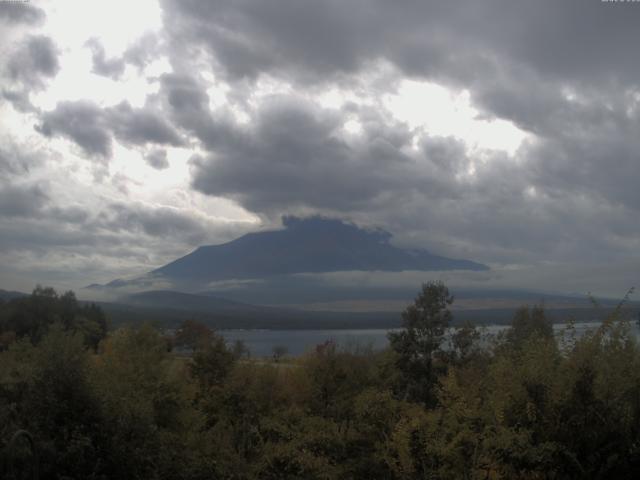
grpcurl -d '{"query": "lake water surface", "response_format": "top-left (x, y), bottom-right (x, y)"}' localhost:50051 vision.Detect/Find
top-left (220, 321), bottom-right (640, 357)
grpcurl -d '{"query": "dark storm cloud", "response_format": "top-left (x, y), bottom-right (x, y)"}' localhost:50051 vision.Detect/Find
top-left (122, 33), bottom-right (162, 70)
top-left (108, 101), bottom-right (185, 147)
top-left (0, 184), bottom-right (48, 217)
top-left (0, 2), bottom-right (45, 25)
top-left (525, 121), bottom-right (640, 211)
top-left (85, 38), bottom-right (126, 79)
top-left (46, 205), bottom-right (90, 225)
top-left (188, 95), bottom-right (461, 212)
top-left (3, 35), bottom-right (59, 111)
top-left (3, 0), bottom-right (640, 291)
top-left (159, 73), bottom-right (243, 153)
top-left (145, 149), bottom-right (170, 170)
top-left (36, 100), bottom-right (184, 159)
top-left (161, 0), bottom-right (640, 88)
top-left (160, 0), bottom-right (380, 81)
top-left (160, 0), bottom-right (640, 163)
top-left (84, 35), bottom-right (164, 80)
top-left (36, 101), bottom-right (112, 158)
top-left (156, 0), bottom-right (640, 266)
top-left (7, 35), bottom-right (59, 84)
top-left (1, 89), bottom-right (33, 112)
top-left (103, 202), bottom-right (210, 243)
top-left (0, 197), bottom-right (236, 255)
top-left (161, 74), bottom-right (209, 113)
top-left (163, 71), bottom-right (589, 264)
top-left (0, 197), bottom-right (255, 290)
top-left (158, 72), bottom-right (468, 217)
top-left (182, 87), bottom-right (640, 264)
top-left (0, 142), bottom-right (43, 176)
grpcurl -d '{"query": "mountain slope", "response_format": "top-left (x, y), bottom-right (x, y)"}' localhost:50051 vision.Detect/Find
top-left (153, 216), bottom-right (488, 283)
top-left (0, 289), bottom-right (29, 301)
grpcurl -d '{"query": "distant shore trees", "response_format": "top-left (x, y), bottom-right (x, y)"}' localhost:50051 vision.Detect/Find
top-left (0, 286), bottom-right (107, 350)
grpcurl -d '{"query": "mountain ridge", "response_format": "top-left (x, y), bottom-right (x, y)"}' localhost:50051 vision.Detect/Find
top-left (152, 216), bottom-right (488, 284)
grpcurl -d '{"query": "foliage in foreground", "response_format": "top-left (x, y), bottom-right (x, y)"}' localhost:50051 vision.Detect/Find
top-left (1, 283), bottom-right (640, 479)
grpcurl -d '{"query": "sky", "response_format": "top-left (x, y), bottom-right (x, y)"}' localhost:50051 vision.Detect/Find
top-left (1, 0), bottom-right (639, 297)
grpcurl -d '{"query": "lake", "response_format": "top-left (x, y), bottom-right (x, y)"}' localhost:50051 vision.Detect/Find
top-left (220, 321), bottom-right (640, 357)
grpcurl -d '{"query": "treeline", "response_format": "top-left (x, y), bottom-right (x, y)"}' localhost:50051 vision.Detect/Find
top-left (1, 283), bottom-right (640, 478)
top-left (0, 286), bottom-right (108, 350)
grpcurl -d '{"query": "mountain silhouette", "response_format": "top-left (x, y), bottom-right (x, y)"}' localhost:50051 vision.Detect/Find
top-left (152, 216), bottom-right (488, 283)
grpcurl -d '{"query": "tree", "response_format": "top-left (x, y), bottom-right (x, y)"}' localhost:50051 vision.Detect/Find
top-left (92, 324), bottom-right (201, 479)
top-left (173, 319), bottom-right (213, 352)
top-left (232, 339), bottom-right (249, 359)
top-left (77, 302), bottom-right (108, 350)
top-left (505, 305), bottom-right (553, 348)
top-left (6, 325), bottom-right (105, 479)
top-left (190, 332), bottom-right (236, 390)
top-left (0, 287), bottom-right (107, 349)
top-left (388, 281), bottom-right (453, 406)
top-left (272, 345), bottom-right (288, 363)
top-left (450, 320), bottom-right (481, 364)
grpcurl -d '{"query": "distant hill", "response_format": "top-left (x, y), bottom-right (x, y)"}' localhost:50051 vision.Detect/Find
top-left (124, 290), bottom-right (263, 313)
top-left (97, 289), bottom-right (638, 330)
top-left (78, 212), bottom-right (638, 327)
top-left (86, 216), bottom-right (488, 298)
top-left (0, 289), bottom-right (28, 301)
top-left (96, 290), bottom-right (401, 330)
top-left (153, 216), bottom-right (488, 283)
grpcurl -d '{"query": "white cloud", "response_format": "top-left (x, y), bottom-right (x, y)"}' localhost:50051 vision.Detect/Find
top-left (383, 80), bottom-right (529, 155)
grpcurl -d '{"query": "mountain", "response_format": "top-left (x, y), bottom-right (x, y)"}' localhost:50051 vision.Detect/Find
top-left (84, 216), bottom-right (489, 307)
top-left (153, 216), bottom-right (488, 284)
top-left (0, 289), bottom-right (29, 301)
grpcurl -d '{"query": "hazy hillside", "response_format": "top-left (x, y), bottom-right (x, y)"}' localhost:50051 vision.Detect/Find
top-left (89, 217), bottom-right (488, 295)
top-left (0, 289), bottom-right (28, 301)
top-left (157, 217), bottom-right (488, 280)
top-left (97, 288), bottom-right (639, 330)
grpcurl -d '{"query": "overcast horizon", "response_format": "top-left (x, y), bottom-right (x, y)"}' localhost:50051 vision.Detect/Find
top-left (1, 0), bottom-right (640, 298)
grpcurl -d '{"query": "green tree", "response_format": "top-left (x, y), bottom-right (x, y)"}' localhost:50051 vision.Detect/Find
top-left (0, 325), bottom-right (105, 479)
top-left (173, 319), bottom-right (213, 352)
top-left (388, 281), bottom-right (453, 406)
top-left (272, 345), bottom-right (288, 363)
top-left (0, 287), bottom-right (107, 349)
top-left (93, 324), bottom-right (205, 479)
top-left (190, 331), bottom-right (236, 390)
top-left (232, 338), bottom-right (250, 358)
top-left (505, 304), bottom-right (553, 348)
top-left (450, 320), bottom-right (481, 365)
